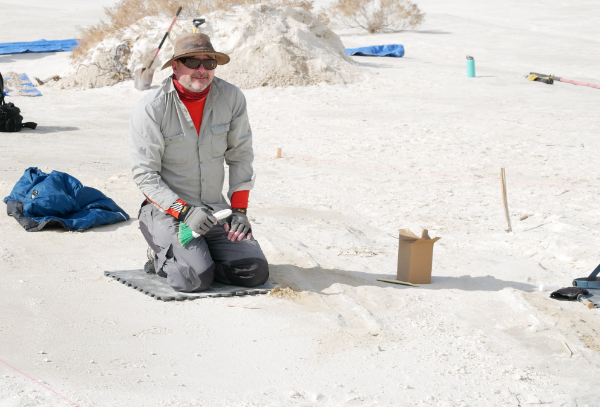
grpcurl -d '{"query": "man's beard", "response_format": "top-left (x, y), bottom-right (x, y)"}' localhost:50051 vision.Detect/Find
top-left (178, 74), bottom-right (212, 92)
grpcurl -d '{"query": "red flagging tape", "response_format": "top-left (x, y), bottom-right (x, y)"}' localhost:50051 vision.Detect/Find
top-left (0, 358), bottom-right (82, 407)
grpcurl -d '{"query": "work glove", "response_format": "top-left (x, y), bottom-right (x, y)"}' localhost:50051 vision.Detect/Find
top-left (179, 205), bottom-right (217, 236)
top-left (224, 209), bottom-right (252, 242)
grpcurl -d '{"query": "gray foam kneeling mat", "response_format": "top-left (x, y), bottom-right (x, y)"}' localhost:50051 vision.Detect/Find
top-left (105, 270), bottom-right (277, 301)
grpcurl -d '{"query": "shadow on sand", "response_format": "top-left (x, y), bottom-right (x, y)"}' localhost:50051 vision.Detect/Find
top-left (353, 60), bottom-right (403, 69)
top-left (30, 126), bottom-right (80, 134)
top-left (29, 218), bottom-right (135, 233)
top-left (339, 29), bottom-right (451, 37)
top-left (88, 218), bottom-right (136, 232)
top-left (0, 51), bottom-right (62, 64)
top-left (269, 264), bottom-right (535, 294)
top-left (413, 29), bottom-right (452, 34)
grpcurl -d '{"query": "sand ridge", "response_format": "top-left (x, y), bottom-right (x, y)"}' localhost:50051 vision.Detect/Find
top-left (53, 4), bottom-right (362, 90)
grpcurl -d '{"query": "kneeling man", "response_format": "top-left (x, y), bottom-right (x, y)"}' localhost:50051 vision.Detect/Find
top-left (130, 33), bottom-right (269, 292)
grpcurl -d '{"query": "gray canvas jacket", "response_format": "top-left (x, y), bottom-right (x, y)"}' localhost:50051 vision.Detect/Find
top-left (130, 75), bottom-right (255, 213)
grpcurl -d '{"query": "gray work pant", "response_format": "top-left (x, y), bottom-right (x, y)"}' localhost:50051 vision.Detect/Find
top-left (138, 203), bottom-right (269, 292)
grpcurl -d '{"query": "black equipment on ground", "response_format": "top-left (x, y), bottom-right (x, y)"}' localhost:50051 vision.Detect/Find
top-left (0, 72), bottom-right (37, 132)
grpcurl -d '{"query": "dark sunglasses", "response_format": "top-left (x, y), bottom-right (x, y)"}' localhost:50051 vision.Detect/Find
top-left (179, 58), bottom-right (217, 70)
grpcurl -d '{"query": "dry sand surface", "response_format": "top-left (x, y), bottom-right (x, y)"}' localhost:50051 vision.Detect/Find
top-left (1, 0), bottom-right (600, 406)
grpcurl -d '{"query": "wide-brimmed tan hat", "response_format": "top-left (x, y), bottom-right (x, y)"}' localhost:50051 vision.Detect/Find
top-left (160, 33), bottom-right (230, 70)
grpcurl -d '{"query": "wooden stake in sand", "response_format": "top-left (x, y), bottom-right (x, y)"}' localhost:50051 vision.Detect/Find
top-left (377, 278), bottom-right (419, 287)
top-left (560, 340), bottom-right (573, 357)
top-left (276, 148), bottom-right (282, 158)
top-left (501, 168), bottom-right (512, 232)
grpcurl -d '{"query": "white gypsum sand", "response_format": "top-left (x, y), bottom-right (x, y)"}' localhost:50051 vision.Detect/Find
top-left (1, 0), bottom-right (600, 406)
top-left (53, 4), bottom-right (362, 90)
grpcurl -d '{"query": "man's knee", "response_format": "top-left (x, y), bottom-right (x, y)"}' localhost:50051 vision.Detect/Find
top-left (164, 258), bottom-right (215, 293)
top-left (216, 257), bottom-right (269, 287)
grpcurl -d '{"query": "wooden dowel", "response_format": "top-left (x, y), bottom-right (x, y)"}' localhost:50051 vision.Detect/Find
top-left (501, 168), bottom-right (512, 232)
top-left (276, 148), bottom-right (282, 158)
top-left (581, 299), bottom-right (594, 309)
top-left (377, 278), bottom-right (419, 287)
top-left (560, 340), bottom-right (572, 357)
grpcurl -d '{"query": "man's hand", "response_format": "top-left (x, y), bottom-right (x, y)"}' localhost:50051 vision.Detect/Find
top-left (180, 205), bottom-right (217, 236)
top-left (223, 209), bottom-right (252, 242)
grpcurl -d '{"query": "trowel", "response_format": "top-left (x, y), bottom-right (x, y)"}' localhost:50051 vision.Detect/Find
top-left (134, 6), bottom-right (182, 91)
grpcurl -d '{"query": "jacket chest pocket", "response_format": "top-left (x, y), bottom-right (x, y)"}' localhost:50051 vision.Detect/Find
top-left (211, 123), bottom-right (230, 158)
top-left (163, 133), bottom-right (187, 164)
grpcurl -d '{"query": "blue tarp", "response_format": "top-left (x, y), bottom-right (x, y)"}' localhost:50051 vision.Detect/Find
top-left (4, 167), bottom-right (130, 232)
top-left (0, 39), bottom-right (79, 55)
top-left (2, 73), bottom-right (42, 97)
top-left (345, 44), bottom-right (405, 58)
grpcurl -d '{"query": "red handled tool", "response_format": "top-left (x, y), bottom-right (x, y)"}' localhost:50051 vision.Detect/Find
top-left (134, 6), bottom-right (182, 91)
top-left (529, 72), bottom-right (600, 90)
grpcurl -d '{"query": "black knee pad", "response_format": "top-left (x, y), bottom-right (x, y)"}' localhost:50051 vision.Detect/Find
top-left (216, 257), bottom-right (269, 287)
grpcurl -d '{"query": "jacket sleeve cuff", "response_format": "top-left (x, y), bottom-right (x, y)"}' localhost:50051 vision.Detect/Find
top-left (227, 174), bottom-right (255, 200)
top-left (166, 199), bottom-right (188, 219)
top-left (230, 190), bottom-right (249, 209)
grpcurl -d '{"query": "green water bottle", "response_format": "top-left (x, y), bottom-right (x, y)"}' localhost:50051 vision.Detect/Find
top-left (466, 56), bottom-right (475, 77)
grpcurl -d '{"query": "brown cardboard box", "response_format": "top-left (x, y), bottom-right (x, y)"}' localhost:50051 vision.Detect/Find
top-left (397, 229), bottom-right (441, 284)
